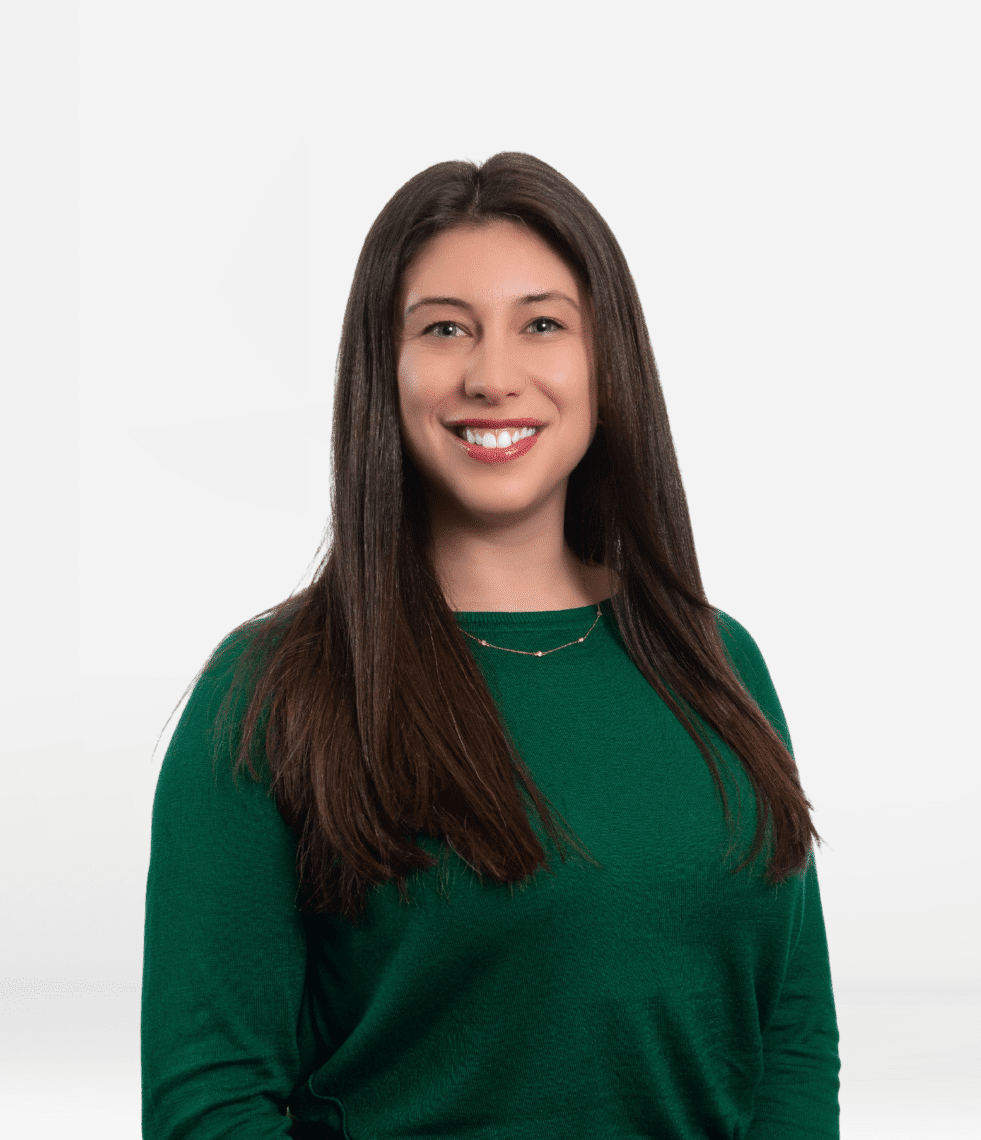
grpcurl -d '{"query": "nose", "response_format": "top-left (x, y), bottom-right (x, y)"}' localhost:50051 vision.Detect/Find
top-left (462, 332), bottom-right (525, 403)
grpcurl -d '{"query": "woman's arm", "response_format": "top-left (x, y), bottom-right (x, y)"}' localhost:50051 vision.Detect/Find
top-left (748, 853), bottom-right (841, 1139)
top-left (142, 632), bottom-right (317, 1139)
top-left (718, 612), bottom-right (842, 1139)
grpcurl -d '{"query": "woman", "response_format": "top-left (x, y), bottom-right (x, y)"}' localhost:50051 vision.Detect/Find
top-left (142, 152), bottom-right (840, 1139)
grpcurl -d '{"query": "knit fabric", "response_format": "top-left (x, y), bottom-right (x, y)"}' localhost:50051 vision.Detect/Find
top-left (142, 598), bottom-right (840, 1139)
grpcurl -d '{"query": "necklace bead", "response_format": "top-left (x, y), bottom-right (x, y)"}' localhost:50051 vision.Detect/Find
top-left (460, 602), bottom-right (602, 657)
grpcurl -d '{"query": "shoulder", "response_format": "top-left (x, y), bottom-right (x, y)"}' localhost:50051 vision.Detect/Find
top-left (204, 612), bottom-right (282, 683)
top-left (713, 608), bottom-right (793, 752)
top-left (180, 614), bottom-right (281, 740)
top-left (713, 608), bottom-right (763, 683)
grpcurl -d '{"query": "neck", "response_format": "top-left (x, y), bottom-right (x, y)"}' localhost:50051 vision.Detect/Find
top-left (430, 533), bottom-right (612, 614)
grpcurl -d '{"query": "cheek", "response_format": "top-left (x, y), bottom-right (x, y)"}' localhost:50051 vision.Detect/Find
top-left (397, 356), bottom-right (427, 417)
top-left (399, 345), bottom-right (430, 391)
top-left (399, 351), bottom-right (453, 412)
top-left (396, 364), bottom-right (439, 448)
top-left (547, 344), bottom-right (593, 389)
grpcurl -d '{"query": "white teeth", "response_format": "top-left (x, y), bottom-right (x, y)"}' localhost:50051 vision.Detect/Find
top-left (461, 426), bottom-right (538, 448)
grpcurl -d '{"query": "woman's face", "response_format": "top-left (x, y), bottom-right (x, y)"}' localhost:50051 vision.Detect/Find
top-left (396, 218), bottom-right (598, 535)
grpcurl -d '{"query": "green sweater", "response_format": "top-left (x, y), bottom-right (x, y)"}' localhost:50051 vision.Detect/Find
top-left (142, 599), bottom-right (840, 1139)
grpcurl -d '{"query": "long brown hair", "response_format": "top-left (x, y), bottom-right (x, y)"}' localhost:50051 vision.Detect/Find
top-left (162, 152), bottom-right (822, 926)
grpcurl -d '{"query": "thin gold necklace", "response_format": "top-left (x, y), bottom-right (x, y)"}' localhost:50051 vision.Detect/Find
top-left (458, 601), bottom-right (603, 658)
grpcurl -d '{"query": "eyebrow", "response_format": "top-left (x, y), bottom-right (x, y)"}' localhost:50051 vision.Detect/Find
top-left (403, 290), bottom-right (580, 319)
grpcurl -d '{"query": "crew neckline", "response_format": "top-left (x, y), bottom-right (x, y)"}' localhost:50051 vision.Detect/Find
top-left (453, 595), bottom-right (613, 627)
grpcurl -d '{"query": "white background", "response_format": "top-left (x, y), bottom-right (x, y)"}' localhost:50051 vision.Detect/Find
top-left (1, 1), bottom-right (978, 1136)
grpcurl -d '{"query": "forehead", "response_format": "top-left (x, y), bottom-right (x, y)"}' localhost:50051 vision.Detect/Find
top-left (401, 220), bottom-right (581, 304)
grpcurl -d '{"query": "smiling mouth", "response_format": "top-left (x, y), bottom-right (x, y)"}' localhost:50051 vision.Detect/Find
top-left (449, 424), bottom-right (542, 448)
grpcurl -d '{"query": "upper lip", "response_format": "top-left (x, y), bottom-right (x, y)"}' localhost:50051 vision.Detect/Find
top-left (445, 418), bottom-right (545, 428)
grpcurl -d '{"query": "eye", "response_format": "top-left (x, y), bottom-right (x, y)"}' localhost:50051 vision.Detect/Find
top-left (422, 321), bottom-right (466, 339)
top-left (420, 316), bottom-right (565, 339)
top-left (527, 317), bottom-right (564, 334)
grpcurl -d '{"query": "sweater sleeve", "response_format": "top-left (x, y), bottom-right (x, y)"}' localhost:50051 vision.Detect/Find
top-left (716, 612), bottom-right (842, 1139)
top-left (141, 630), bottom-right (318, 1139)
